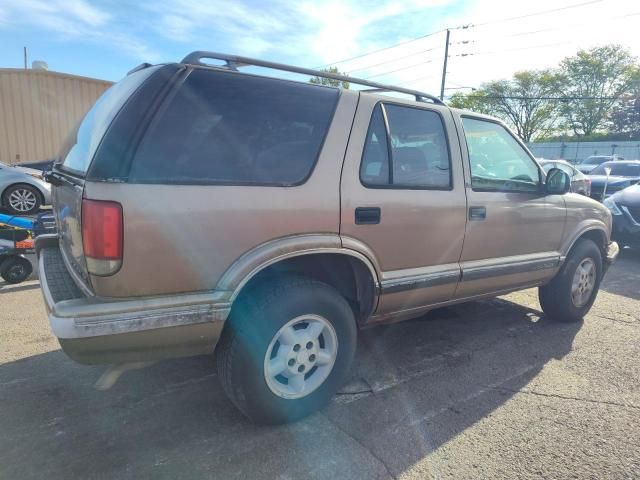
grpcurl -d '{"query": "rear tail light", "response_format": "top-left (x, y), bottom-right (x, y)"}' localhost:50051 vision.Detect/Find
top-left (82, 199), bottom-right (123, 276)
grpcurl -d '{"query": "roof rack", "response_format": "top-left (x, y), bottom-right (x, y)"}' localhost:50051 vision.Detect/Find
top-left (181, 51), bottom-right (445, 106)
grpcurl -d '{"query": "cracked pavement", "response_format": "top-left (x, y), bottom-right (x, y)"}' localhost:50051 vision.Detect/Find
top-left (0, 248), bottom-right (639, 479)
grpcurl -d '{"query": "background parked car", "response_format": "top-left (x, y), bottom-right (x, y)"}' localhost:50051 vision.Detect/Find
top-left (575, 154), bottom-right (624, 174)
top-left (0, 161), bottom-right (51, 215)
top-left (587, 161), bottom-right (640, 201)
top-left (539, 160), bottom-right (591, 196)
top-left (17, 160), bottom-right (55, 173)
top-left (603, 184), bottom-right (640, 248)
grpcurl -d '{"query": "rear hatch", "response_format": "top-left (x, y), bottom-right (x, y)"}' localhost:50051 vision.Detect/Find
top-left (49, 65), bottom-right (165, 288)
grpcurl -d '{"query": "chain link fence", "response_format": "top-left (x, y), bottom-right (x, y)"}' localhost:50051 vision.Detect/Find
top-left (527, 141), bottom-right (640, 163)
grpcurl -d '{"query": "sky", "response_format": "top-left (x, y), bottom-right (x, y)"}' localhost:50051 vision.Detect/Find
top-left (1, 0), bottom-right (639, 98)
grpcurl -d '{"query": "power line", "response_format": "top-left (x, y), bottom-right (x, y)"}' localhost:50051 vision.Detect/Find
top-left (347, 47), bottom-right (439, 74)
top-left (471, 0), bottom-right (603, 27)
top-left (364, 59), bottom-right (436, 80)
top-left (453, 40), bottom-right (574, 58)
top-left (463, 11), bottom-right (640, 43)
top-left (315, 0), bottom-right (603, 70)
top-left (317, 29), bottom-right (446, 69)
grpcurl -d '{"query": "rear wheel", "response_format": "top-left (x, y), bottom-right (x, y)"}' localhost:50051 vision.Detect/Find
top-left (0, 256), bottom-right (33, 284)
top-left (539, 239), bottom-right (602, 322)
top-left (216, 276), bottom-right (357, 424)
top-left (3, 184), bottom-right (41, 215)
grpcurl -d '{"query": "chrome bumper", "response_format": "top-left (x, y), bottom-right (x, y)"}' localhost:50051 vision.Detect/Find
top-left (36, 236), bottom-right (230, 364)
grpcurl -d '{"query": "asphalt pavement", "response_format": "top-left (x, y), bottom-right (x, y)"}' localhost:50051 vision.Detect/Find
top-left (1, 248), bottom-right (639, 479)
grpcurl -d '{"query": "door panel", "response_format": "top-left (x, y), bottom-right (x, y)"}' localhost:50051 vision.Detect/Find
top-left (341, 96), bottom-right (467, 316)
top-left (454, 115), bottom-right (565, 298)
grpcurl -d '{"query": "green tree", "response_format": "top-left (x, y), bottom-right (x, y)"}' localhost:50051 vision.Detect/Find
top-left (556, 45), bottom-right (635, 136)
top-left (448, 90), bottom-right (494, 115)
top-left (449, 70), bottom-right (560, 142)
top-left (309, 66), bottom-right (350, 89)
top-left (611, 65), bottom-right (640, 139)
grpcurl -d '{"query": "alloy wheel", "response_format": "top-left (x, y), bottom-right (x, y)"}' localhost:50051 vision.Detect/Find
top-left (8, 188), bottom-right (37, 213)
top-left (571, 257), bottom-right (596, 308)
top-left (264, 314), bottom-right (338, 399)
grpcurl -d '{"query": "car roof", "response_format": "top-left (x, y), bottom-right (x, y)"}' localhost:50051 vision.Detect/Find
top-left (601, 160), bottom-right (640, 165)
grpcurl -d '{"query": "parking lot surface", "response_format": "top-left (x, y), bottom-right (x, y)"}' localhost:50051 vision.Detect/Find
top-left (1, 249), bottom-right (639, 479)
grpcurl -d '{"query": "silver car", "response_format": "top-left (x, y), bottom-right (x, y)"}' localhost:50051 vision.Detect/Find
top-left (0, 161), bottom-right (51, 214)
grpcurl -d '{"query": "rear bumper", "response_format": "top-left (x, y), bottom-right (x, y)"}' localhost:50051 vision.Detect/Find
top-left (36, 235), bottom-right (230, 364)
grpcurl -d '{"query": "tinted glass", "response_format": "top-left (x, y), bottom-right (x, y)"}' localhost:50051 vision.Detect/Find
top-left (591, 163), bottom-right (640, 176)
top-left (60, 66), bottom-right (159, 174)
top-left (360, 103), bottom-right (451, 189)
top-left (360, 105), bottom-right (390, 185)
top-left (462, 117), bottom-right (540, 192)
top-left (130, 69), bottom-right (339, 185)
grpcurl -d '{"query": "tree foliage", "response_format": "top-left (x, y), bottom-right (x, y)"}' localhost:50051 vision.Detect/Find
top-left (556, 45), bottom-right (635, 136)
top-left (448, 44), bottom-right (639, 141)
top-left (309, 66), bottom-right (350, 89)
top-left (610, 65), bottom-right (640, 139)
top-left (448, 71), bottom-right (559, 142)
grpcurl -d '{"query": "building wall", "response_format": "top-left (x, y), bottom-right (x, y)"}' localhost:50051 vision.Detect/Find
top-left (528, 141), bottom-right (640, 163)
top-left (0, 68), bottom-right (112, 165)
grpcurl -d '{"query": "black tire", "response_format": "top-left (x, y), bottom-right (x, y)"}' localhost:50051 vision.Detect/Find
top-left (216, 276), bottom-right (357, 424)
top-left (0, 256), bottom-right (33, 284)
top-left (539, 239), bottom-right (602, 323)
top-left (2, 184), bottom-right (42, 215)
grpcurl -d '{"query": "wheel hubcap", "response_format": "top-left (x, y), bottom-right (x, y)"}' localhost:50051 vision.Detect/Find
top-left (8, 189), bottom-right (37, 212)
top-left (264, 314), bottom-right (338, 399)
top-left (571, 257), bottom-right (596, 308)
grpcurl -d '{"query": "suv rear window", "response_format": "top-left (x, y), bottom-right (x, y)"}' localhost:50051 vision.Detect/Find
top-left (59, 66), bottom-right (160, 175)
top-left (129, 69), bottom-right (339, 185)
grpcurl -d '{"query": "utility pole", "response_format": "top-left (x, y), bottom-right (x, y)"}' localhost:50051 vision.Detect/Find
top-left (439, 29), bottom-right (450, 101)
top-left (23, 46), bottom-right (27, 69)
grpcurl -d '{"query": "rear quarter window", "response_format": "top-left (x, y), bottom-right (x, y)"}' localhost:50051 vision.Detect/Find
top-left (129, 69), bottom-right (339, 185)
top-left (59, 66), bottom-right (160, 175)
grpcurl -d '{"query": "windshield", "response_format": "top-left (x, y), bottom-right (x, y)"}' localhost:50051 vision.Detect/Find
top-left (591, 163), bottom-right (640, 176)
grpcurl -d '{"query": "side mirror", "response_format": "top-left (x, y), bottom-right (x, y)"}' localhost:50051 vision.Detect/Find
top-left (545, 168), bottom-right (571, 195)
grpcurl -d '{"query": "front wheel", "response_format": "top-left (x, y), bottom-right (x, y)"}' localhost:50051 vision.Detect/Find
top-left (539, 239), bottom-right (602, 322)
top-left (216, 276), bottom-right (357, 424)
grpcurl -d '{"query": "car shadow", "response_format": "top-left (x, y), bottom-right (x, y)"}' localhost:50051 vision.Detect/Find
top-left (0, 297), bottom-right (580, 479)
top-left (600, 246), bottom-right (640, 300)
top-left (0, 280), bottom-right (40, 293)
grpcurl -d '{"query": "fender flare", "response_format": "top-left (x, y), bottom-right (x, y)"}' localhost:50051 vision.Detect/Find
top-left (560, 222), bottom-right (609, 260)
top-left (216, 234), bottom-right (381, 303)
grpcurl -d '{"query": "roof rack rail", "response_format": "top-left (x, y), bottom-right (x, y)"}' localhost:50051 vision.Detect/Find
top-left (181, 51), bottom-right (445, 106)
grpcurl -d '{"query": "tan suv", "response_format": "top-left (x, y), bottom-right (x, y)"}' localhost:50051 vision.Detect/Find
top-left (37, 52), bottom-right (619, 424)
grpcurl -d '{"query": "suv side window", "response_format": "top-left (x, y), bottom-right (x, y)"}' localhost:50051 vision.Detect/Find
top-left (462, 117), bottom-right (540, 193)
top-left (360, 103), bottom-right (451, 189)
top-left (130, 69), bottom-right (339, 185)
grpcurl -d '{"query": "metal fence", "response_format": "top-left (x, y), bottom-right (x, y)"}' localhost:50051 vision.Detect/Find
top-left (0, 68), bottom-right (112, 165)
top-left (527, 141), bottom-right (640, 163)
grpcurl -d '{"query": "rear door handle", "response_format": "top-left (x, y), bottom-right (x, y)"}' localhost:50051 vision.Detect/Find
top-left (469, 206), bottom-right (486, 221)
top-left (355, 207), bottom-right (381, 225)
